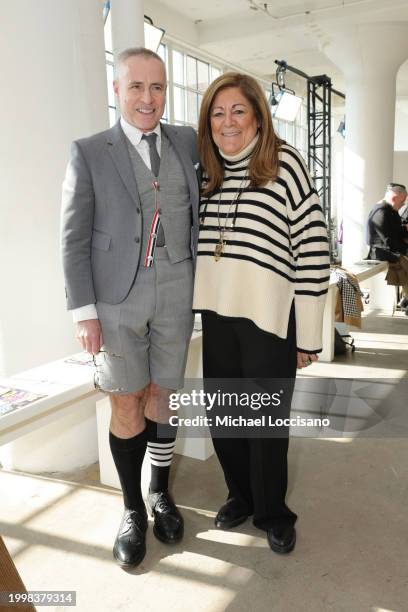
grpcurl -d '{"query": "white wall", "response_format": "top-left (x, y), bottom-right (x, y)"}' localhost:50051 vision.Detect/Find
top-left (0, 0), bottom-right (109, 377)
top-left (394, 151), bottom-right (408, 186)
top-left (394, 102), bottom-right (408, 185)
top-left (394, 102), bottom-right (408, 151)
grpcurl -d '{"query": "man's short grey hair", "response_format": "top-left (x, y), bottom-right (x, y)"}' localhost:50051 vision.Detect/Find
top-left (114, 47), bottom-right (166, 79)
top-left (386, 182), bottom-right (407, 195)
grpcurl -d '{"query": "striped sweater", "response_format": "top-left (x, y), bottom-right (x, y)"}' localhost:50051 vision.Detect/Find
top-left (192, 136), bottom-right (330, 353)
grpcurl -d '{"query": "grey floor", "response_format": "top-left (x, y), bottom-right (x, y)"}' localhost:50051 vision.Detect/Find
top-left (1, 311), bottom-right (408, 612)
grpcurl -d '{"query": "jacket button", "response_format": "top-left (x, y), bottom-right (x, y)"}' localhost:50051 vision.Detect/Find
top-left (134, 236), bottom-right (140, 243)
top-left (136, 207), bottom-right (141, 214)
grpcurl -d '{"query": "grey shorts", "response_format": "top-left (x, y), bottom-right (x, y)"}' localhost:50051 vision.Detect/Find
top-left (94, 248), bottom-right (194, 393)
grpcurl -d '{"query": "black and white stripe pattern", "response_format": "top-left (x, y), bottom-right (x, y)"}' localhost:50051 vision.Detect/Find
top-left (147, 440), bottom-right (175, 468)
top-left (193, 142), bottom-right (330, 353)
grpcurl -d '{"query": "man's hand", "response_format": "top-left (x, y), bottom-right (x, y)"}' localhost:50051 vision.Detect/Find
top-left (297, 351), bottom-right (319, 369)
top-left (75, 319), bottom-right (103, 355)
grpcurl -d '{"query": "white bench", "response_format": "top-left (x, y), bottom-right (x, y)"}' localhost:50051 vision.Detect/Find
top-left (320, 261), bottom-right (388, 362)
top-left (0, 355), bottom-right (101, 472)
top-left (0, 323), bottom-right (210, 478)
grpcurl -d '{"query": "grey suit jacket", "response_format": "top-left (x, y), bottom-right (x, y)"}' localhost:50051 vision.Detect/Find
top-left (61, 121), bottom-right (200, 310)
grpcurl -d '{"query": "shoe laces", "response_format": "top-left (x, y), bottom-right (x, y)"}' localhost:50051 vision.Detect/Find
top-left (153, 492), bottom-right (172, 514)
top-left (124, 510), bottom-right (145, 529)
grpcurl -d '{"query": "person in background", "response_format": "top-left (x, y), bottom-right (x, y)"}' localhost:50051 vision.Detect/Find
top-left (193, 72), bottom-right (330, 554)
top-left (399, 197), bottom-right (408, 226)
top-left (61, 47), bottom-right (199, 568)
top-left (366, 182), bottom-right (408, 312)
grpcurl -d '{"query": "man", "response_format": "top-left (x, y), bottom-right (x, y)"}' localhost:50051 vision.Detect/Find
top-left (400, 199), bottom-right (408, 226)
top-left (61, 47), bottom-right (199, 568)
top-left (366, 182), bottom-right (408, 312)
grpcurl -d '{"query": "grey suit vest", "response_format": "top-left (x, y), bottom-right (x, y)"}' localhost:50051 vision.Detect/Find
top-left (127, 133), bottom-right (192, 264)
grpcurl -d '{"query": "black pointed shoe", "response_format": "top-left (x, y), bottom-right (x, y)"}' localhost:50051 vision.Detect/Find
top-left (267, 524), bottom-right (296, 554)
top-left (147, 490), bottom-right (184, 544)
top-left (215, 498), bottom-right (249, 530)
top-left (113, 507), bottom-right (148, 568)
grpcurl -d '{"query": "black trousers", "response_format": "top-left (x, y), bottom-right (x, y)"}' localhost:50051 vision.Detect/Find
top-left (201, 307), bottom-right (298, 530)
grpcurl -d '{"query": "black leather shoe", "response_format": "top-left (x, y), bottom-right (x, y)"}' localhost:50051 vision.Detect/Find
top-left (398, 297), bottom-right (408, 309)
top-left (267, 525), bottom-right (296, 554)
top-left (113, 507), bottom-right (148, 568)
top-left (147, 490), bottom-right (184, 544)
top-left (215, 498), bottom-right (249, 530)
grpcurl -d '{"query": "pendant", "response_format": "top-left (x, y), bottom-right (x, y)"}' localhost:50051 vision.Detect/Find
top-left (214, 239), bottom-right (224, 261)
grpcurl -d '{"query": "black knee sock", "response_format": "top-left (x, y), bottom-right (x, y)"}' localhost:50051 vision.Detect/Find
top-left (109, 428), bottom-right (147, 510)
top-left (145, 418), bottom-right (176, 493)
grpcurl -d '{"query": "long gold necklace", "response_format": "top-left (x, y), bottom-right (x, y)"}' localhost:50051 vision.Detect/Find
top-left (214, 174), bottom-right (247, 261)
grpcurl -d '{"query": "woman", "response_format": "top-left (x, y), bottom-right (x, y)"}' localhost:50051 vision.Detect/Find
top-left (193, 73), bottom-right (330, 554)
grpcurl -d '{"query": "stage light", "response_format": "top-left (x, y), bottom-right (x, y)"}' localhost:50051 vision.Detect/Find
top-left (144, 16), bottom-right (165, 52)
top-left (272, 90), bottom-right (302, 122)
top-left (269, 83), bottom-right (280, 106)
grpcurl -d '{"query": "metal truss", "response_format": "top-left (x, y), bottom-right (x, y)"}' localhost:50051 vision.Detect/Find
top-left (273, 61), bottom-right (345, 260)
top-left (307, 74), bottom-right (332, 227)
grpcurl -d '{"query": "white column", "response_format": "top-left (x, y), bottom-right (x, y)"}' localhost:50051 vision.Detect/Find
top-left (0, 0), bottom-right (109, 376)
top-left (323, 24), bottom-right (408, 265)
top-left (110, 0), bottom-right (145, 61)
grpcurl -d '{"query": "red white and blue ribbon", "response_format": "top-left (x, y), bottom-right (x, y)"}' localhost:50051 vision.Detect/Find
top-left (144, 180), bottom-right (162, 267)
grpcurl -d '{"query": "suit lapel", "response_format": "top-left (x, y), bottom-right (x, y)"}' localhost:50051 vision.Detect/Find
top-left (161, 124), bottom-right (199, 206)
top-left (106, 121), bottom-right (140, 206)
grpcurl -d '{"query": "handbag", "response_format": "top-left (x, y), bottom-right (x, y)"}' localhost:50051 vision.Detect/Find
top-left (386, 256), bottom-right (408, 286)
top-left (334, 329), bottom-right (355, 355)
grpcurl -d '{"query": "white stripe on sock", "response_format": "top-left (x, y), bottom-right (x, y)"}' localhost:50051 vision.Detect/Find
top-left (148, 451), bottom-right (173, 459)
top-left (147, 441), bottom-right (175, 449)
top-left (147, 446), bottom-right (175, 455)
top-left (147, 441), bottom-right (175, 467)
top-left (149, 459), bottom-right (172, 467)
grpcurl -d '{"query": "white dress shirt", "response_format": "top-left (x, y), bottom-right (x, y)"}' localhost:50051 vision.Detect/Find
top-left (71, 118), bottom-right (162, 323)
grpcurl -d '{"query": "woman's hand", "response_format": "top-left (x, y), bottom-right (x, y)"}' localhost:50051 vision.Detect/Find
top-left (297, 351), bottom-right (319, 369)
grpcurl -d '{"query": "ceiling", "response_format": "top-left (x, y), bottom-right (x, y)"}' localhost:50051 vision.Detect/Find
top-left (147, 0), bottom-right (408, 100)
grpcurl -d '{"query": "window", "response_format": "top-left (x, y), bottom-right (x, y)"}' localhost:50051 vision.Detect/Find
top-left (169, 48), bottom-right (222, 128)
top-left (105, 55), bottom-right (116, 126)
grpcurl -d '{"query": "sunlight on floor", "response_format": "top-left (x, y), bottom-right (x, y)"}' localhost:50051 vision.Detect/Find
top-left (196, 530), bottom-right (264, 547)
